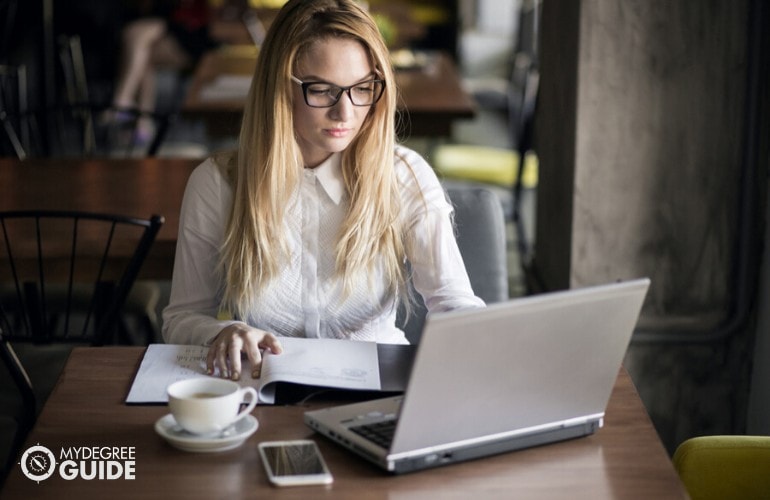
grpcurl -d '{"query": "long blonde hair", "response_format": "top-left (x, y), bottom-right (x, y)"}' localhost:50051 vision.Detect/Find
top-left (219, 0), bottom-right (406, 319)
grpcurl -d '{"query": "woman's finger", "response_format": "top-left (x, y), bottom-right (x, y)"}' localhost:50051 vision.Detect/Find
top-left (228, 334), bottom-right (244, 380)
top-left (215, 340), bottom-right (230, 379)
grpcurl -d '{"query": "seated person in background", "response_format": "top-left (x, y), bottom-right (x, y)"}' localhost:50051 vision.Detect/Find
top-left (162, 0), bottom-right (484, 380)
top-left (110, 0), bottom-right (220, 139)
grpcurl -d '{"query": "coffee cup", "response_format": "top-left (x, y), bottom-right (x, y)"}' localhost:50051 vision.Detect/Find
top-left (167, 378), bottom-right (258, 436)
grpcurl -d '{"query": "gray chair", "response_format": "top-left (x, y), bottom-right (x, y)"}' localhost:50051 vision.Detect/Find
top-left (398, 186), bottom-right (509, 343)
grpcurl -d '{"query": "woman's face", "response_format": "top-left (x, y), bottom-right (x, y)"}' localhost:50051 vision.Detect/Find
top-left (293, 37), bottom-right (376, 168)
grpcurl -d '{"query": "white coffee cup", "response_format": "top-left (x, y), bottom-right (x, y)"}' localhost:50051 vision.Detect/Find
top-left (167, 378), bottom-right (258, 436)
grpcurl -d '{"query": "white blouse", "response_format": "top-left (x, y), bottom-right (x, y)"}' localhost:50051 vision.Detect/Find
top-left (162, 145), bottom-right (485, 346)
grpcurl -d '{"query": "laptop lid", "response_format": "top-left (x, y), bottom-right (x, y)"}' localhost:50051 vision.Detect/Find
top-left (390, 278), bottom-right (650, 455)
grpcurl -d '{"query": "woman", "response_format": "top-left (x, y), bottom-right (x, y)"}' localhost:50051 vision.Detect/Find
top-left (162, 0), bottom-right (484, 380)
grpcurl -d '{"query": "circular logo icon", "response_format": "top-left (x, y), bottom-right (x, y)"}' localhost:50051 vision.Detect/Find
top-left (20, 444), bottom-right (57, 483)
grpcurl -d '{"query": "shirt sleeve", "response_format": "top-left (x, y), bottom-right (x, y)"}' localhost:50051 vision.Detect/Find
top-left (161, 159), bottom-right (240, 345)
top-left (396, 146), bottom-right (487, 313)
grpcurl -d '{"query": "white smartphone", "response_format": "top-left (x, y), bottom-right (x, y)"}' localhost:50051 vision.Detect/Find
top-left (258, 440), bottom-right (333, 487)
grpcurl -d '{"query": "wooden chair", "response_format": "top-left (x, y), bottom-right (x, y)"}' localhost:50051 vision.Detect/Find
top-left (0, 210), bottom-right (163, 476)
top-left (0, 326), bottom-right (34, 480)
top-left (42, 102), bottom-right (174, 158)
top-left (44, 35), bottom-right (174, 158)
top-left (0, 210), bottom-right (164, 345)
top-left (0, 64), bottom-right (31, 159)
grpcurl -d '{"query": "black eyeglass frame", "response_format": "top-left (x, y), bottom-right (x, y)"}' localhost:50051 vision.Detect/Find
top-left (291, 75), bottom-right (386, 108)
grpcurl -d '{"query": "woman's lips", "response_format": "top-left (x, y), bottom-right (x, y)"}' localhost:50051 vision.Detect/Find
top-left (325, 128), bottom-right (351, 138)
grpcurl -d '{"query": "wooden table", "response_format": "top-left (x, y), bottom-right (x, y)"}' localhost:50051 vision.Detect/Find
top-left (182, 47), bottom-right (476, 138)
top-left (0, 347), bottom-right (688, 498)
top-left (0, 158), bottom-right (198, 279)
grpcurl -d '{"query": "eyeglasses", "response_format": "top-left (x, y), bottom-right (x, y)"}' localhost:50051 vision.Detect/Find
top-left (291, 76), bottom-right (386, 108)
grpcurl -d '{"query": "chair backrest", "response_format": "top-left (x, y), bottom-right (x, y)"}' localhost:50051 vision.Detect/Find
top-left (673, 435), bottom-right (770, 500)
top-left (26, 35), bottom-right (173, 158)
top-left (0, 64), bottom-right (31, 159)
top-left (0, 326), bottom-right (36, 476)
top-left (43, 103), bottom-right (174, 158)
top-left (398, 186), bottom-right (509, 343)
top-left (0, 210), bottom-right (164, 346)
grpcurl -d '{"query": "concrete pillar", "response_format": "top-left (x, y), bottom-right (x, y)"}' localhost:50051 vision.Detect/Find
top-left (538, 0), bottom-right (747, 327)
top-left (535, 0), bottom-right (765, 452)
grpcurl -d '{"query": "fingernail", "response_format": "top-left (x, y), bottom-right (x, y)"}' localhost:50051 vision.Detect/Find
top-left (232, 372), bottom-right (241, 381)
top-left (207, 368), bottom-right (213, 375)
top-left (252, 370), bottom-right (260, 378)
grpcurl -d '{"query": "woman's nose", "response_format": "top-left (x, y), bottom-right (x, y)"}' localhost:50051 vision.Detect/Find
top-left (329, 92), bottom-right (355, 121)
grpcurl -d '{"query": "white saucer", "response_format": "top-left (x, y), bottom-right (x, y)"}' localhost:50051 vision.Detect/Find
top-left (155, 414), bottom-right (258, 453)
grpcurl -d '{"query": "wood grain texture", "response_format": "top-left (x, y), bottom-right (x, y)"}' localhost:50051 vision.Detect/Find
top-left (0, 158), bottom-right (198, 279)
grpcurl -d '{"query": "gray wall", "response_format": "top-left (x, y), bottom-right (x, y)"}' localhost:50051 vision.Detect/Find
top-left (537, 0), bottom-right (769, 453)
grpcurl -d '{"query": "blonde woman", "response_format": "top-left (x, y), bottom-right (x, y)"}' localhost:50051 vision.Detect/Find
top-left (162, 0), bottom-right (484, 380)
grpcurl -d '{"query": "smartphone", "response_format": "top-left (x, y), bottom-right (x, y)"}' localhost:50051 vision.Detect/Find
top-left (258, 440), bottom-right (333, 487)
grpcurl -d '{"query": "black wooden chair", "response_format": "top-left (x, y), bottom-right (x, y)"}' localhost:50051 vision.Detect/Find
top-left (42, 102), bottom-right (174, 158)
top-left (0, 326), bottom-right (34, 480)
top-left (0, 210), bottom-right (163, 475)
top-left (45, 35), bottom-right (174, 158)
top-left (0, 64), bottom-right (32, 159)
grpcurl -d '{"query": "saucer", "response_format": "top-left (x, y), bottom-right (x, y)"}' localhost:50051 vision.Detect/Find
top-left (155, 414), bottom-right (258, 453)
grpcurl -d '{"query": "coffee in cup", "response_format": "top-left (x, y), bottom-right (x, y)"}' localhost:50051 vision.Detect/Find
top-left (167, 378), bottom-right (258, 435)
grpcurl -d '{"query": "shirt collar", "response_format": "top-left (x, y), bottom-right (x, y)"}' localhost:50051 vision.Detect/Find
top-left (310, 153), bottom-right (345, 205)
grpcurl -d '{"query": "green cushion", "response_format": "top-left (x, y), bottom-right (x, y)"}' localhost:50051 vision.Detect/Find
top-left (433, 144), bottom-right (538, 189)
top-left (673, 435), bottom-right (770, 500)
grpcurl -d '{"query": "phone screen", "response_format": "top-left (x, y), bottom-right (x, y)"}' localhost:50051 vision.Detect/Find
top-left (259, 440), bottom-right (333, 486)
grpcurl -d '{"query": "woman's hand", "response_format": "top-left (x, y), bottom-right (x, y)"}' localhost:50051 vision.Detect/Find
top-left (206, 323), bottom-right (283, 380)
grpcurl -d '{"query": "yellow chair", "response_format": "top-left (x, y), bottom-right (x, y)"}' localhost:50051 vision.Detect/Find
top-left (434, 146), bottom-right (539, 190)
top-left (673, 435), bottom-right (770, 500)
top-left (434, 59), bottom-right (539, 189)
top-left (433, 59), bottom-right (539, 295)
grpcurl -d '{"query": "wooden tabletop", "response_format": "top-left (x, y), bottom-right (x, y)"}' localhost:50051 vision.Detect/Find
top-left (183, 47), bottom-right (476, 138)
top-left (0, 158), bottom-right (198, 279)
top-left (0, 347), bottom-right (687, 499)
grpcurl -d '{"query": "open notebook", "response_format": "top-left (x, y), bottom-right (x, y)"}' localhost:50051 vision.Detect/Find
top-left (125, 338), bottom-right (415, 405)
top-left (305, 279), bottom-right (650, 474)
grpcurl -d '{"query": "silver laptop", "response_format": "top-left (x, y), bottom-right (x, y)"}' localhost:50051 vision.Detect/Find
top-left (304, 278), bottom-right (650, 474)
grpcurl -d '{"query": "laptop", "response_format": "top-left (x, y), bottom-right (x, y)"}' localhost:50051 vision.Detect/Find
top-left (304, 278), bottom-right (650, 474)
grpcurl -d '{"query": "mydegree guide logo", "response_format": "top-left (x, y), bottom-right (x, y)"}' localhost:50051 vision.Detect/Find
top-left (20, 444), bottom-right (136, 483)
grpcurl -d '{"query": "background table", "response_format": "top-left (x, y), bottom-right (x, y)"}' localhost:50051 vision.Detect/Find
top-left (0, 347), bottom-right (688, 499)
top-left (182, 48), bottom-right (476, 138)
top-left (0, 158), bottom-right (198, 279)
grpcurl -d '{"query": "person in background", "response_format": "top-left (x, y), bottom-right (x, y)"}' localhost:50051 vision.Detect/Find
top-left (109, 0), bottom-right (219, 140)
top-left (162, 0), bottom-right (484, 380)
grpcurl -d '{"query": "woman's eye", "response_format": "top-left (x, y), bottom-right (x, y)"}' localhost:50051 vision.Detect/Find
top-left (353, 85), bottom-right (374, 94)
top-left (308, 86), bottom-right (332, 95)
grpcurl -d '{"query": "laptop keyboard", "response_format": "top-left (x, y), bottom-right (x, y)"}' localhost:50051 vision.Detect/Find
top-left (349, 419), bottom-right (398, 448)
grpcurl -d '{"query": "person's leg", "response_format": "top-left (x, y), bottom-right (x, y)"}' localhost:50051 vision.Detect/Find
top-left (139, 32), bottom-right (191, 113)
top-left (150, 34), bottom-right (193, 72)
top-left (112, 18), bottom-right (167, 110)
top-left (134, 33), bottom-right (193, 143)
top-left (133, 70), bottom-right (157, 144)
top-left (138, 70), bottom-right (156, 113)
